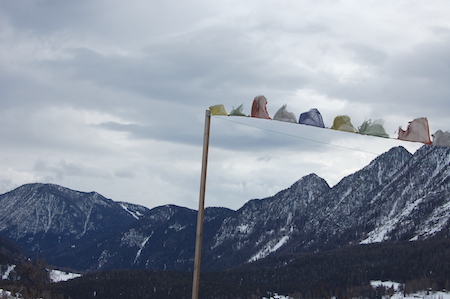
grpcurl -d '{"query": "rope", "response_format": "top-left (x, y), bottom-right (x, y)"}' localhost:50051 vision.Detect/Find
top-left (212, 115), bottom-right (384, 155)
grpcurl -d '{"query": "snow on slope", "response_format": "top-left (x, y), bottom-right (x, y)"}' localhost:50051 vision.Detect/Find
top-left (265, 282), bottom-right (450, 299)
top-left (248, 235), bottom-right (290, 262)
top-left (0, 289), bottom-right (21, 299)
top-left (1, 265), bottom-right (15, 280)
top-left (410, 199), bottom-right (450, 241)
top-left (119, 203), bottom-right (144, 220)
top-left (370, 281), bottom-right (450, 299)
top-left (49, 269), bottom-right (82, 282)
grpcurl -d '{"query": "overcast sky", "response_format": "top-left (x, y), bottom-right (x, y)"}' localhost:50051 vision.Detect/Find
top-left (1, 0), bottom-right (449, 210)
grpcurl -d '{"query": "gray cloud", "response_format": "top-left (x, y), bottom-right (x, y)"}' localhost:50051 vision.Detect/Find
top-left (1, 0), bottom-right (448, 209)
top-left (342, 42), bottom-right (388, 65)
top-left (34, 158), bottom-right (112, 180)
top-left (0, 0), bottom-right (95, 33)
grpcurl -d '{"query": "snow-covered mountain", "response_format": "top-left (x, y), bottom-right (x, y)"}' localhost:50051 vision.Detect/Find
top-left (0, 145), bottom-right (449, 272)
top-left (197, 145), bottom-right (450, 270)
top-left (0, 183), bottom-right (149, 268)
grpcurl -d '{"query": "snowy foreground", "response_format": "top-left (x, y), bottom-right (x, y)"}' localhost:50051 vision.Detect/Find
top-left (1, 288), bottom-right (449, 299)
top-left (368, 281), bottom-right (450, 299)
top-left (1, 268), bottom-right (81, 299)
top-left (262, 281), bottom-right (450, 299)
top-left (1, 278), bottom-right (450, 298)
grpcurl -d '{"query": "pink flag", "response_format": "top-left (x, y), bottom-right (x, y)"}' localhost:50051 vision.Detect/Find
top-left (251, 95), bottom-right (271, 119)
top-left (398, 117), bottom-right (432, 144)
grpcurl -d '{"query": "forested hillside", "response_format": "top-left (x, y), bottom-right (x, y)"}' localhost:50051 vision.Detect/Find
top-left (52, 237), bottom-right (450, 299)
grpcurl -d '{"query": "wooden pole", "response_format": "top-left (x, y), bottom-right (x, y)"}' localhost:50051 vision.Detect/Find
top-left (191, 110), bottom-right (211, 299)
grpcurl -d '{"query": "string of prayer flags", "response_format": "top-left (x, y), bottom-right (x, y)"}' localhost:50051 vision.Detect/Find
top-left (208, 95), bottom-right (449, 147)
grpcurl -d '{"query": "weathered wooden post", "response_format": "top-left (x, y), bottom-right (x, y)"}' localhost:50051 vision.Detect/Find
top-left (191, 110), bottom-right (211, 299)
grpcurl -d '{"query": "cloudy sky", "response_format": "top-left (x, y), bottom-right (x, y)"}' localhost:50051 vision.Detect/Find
top-left (1, 0), bottom-right (449, 210)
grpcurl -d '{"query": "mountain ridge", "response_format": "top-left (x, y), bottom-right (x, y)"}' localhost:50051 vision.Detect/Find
top-left (0, 182), bottom-right (150, 269)
top-left (0, 145), bottom-right (449, 273)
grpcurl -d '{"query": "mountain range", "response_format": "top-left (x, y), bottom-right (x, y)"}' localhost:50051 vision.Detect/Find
top-left (0, 145), bottom-right (449, 273)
